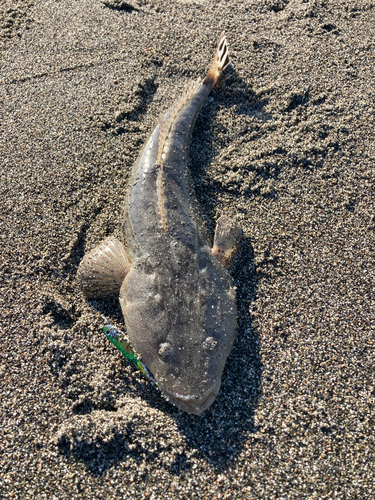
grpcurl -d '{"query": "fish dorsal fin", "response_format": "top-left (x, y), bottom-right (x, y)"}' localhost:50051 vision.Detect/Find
top-left (157, 78), bottom-right (201, 166)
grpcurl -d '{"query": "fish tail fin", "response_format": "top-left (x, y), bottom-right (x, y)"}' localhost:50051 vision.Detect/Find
top-left (203, 32), bottom-right (230, 87)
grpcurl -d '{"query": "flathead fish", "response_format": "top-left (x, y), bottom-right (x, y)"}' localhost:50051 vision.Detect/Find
top-left (78, 34), bottom-right (242, 415)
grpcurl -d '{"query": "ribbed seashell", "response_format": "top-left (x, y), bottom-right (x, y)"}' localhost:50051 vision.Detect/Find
top-left (77, 237), bottom-right (130, 298)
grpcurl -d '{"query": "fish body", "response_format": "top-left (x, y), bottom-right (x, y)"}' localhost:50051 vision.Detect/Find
top-left (78, 34), bottom-right (242, 414)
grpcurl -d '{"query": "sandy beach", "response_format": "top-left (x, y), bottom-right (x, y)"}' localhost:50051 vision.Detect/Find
top-left (1, 0), bottom-right (374, 498)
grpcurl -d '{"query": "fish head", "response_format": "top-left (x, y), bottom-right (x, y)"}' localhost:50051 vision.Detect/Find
top-left (119, 244), bottom-right (237, 415)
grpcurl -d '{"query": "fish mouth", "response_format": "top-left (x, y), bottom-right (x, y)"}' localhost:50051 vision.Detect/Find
top-left (159, 379), bottom-right (222, 415)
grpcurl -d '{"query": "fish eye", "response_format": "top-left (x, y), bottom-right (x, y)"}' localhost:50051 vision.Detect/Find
top-left (158, 342), bottom-right (174, 362)
top-left (154, 293), bottom-right (163, 303)
top-left (203, 337), bottom-right (218, 354)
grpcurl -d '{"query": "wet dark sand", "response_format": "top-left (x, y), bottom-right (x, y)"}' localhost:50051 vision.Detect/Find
top-left (1, 0), bottom-right (374, 498)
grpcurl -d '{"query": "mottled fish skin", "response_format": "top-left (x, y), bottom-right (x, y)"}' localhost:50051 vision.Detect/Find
top-left (119, 34), bottom-right (237, 415)
top-left (78, 34), bottom-right (239, 415)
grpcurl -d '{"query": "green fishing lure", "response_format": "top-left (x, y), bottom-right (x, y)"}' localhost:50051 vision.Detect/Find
top-left (103, 324), bottom-right (156, 385)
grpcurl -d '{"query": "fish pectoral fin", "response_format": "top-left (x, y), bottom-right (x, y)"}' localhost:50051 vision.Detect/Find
top-left (212, 216), bottom-right (242, 268)
top-left (77, 236), bottom-right (131, 298)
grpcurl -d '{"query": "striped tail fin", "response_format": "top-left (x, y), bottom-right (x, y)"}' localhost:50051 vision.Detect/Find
top-left (203, 33), bottom-right (230, 87)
